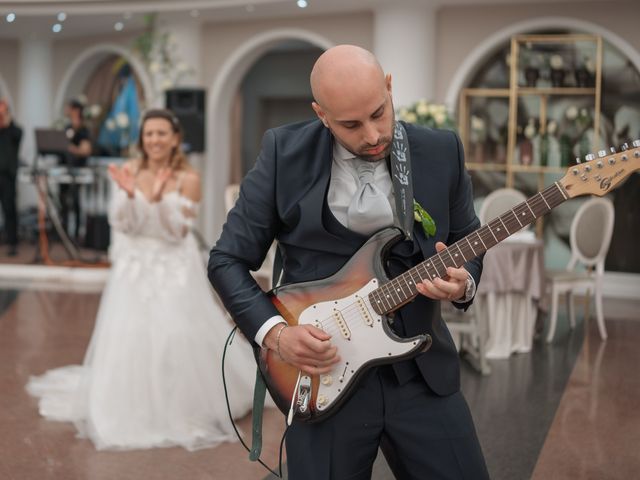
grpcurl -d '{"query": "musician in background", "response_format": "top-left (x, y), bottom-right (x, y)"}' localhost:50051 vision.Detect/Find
top-left (0, 99), bottom-right (22, 257)
top-left (209, 45), bottom-right (489, 478)
top-left (60, 98), bottom-right (92, 241)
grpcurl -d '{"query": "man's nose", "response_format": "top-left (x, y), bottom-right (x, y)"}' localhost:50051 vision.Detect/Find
top-left (362, 122), bottom-right (380, 146)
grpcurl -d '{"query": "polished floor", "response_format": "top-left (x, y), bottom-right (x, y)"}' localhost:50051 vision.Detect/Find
top-left (1, 282), bottom-right (639, 479)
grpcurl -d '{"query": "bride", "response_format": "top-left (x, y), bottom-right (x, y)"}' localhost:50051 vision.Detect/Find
top-left (27, 109), bottom-right (257, 451)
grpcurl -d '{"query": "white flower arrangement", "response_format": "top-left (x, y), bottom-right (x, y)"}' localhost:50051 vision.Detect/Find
top-left (550, 54), bottom-right (564, 70)
top-left (584, 57), bottom-right (596, 74)
top-left (565, 106), bottom-right (578, 120)
top-left (89, 104), bottom-right (102, 119)
top-left (547, 120), bottom-right (558, 136)
top-left (397, 99), bottom-right (456, 130)
top-left (470, 115), bottom-right (487, 143)
top-left (132, 13), bottom-right (195, 100)
top-left (524, 118), bottom-right (537, 139)
top-left (115, 112), bottom-right (130, 129)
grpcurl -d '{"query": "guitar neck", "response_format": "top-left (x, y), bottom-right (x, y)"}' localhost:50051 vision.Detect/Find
top-left (369, 181), bottom-right (569, 315)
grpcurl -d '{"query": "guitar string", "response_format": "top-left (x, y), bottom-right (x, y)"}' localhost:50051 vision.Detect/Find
top-left (371, 185), bottom-right (566, 312)
top-left (307, 185), bottom-right (567, 333)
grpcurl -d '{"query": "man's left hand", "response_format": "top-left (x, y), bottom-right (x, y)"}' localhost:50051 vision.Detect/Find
top-left (415, 241), bottom-right (468, 301)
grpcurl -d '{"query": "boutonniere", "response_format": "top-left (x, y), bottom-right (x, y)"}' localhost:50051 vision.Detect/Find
top-left (413, 199), bottom-right (436, 238)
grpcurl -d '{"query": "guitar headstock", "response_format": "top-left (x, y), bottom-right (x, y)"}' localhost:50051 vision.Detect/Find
top-left (559, 140), bottom-right (640, 198)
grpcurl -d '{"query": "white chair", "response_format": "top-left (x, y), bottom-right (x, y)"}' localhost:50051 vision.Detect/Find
top-left (478, 187), bottom-right (528, 226)
top-left (545, 197), bottom-right (615, 343)
top-left (444, 188), bottom-right (529, 375)
top-left (224, 184), bottom-right (278, 289)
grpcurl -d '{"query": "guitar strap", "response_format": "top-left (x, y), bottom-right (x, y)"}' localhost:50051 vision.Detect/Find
top-left (249, 367), bottom-right (267, 461)
top-left (250, 245), bottom-right (282, 462)
top-left (390, 122), bottom-right (415, 240)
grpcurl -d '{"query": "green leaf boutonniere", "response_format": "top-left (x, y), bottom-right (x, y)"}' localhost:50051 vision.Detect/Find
top-left (413, 199), bottom-right (436, 238)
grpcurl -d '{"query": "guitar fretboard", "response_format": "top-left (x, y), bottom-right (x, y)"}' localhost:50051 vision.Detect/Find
top-left (369, 182), bottom-right (568, 315)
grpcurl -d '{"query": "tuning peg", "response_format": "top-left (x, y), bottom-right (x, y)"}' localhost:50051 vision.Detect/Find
top-left (597, 150), bottom-right (607, 158)
top-left (621, 143), bottom-right (629, 151)
top-left (633, 139), bottom-right (640, 148)
top-left (575, 156), bottom-right (581, 164)
top-left (610, 147), bottom-right (616, 154)
top-left (585, 153), bottom-right (595, 161)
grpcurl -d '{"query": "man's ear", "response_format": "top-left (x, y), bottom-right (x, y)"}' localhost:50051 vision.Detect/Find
top-left (385, 73), bottom-right (393, 97)
top-left (312, 101), bottom-right (329, 128)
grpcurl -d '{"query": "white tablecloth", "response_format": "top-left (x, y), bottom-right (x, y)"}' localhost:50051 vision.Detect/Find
top-left (477, 235), bottom-right (545, 359)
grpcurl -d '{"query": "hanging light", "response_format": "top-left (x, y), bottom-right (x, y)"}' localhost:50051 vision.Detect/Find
top-left (57, 12), bottom-right (67, 22)
top-left (52, 23), bottom-right (62, 33)
top-left (297, 0), bottom-right (308, 8)
top-left (6, 13), bottom-right (16, 23)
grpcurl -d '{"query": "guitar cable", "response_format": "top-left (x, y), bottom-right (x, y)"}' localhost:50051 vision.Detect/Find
top-left (222, 326), bottom-right (289, 478)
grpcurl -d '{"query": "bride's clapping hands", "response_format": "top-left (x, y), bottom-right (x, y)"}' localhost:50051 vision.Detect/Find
top-left (108, 163), bottom-right (136, 198)
top-left (151, 167), bottom-right (173, 202)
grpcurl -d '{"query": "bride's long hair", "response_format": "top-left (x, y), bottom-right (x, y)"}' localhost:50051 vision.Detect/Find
top-left (137, 108), bottom-right (188, 171)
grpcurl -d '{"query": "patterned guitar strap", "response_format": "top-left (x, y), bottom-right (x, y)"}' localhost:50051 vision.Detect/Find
top-left (390, 121), bottom-right (415, 240)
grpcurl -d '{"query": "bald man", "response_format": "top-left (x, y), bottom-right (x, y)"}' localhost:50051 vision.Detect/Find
top-left (209, 45), bottom-right (488, 479)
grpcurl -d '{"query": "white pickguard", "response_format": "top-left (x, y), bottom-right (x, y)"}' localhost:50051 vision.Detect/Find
top-left (297, 279), bottom-right (423, 412)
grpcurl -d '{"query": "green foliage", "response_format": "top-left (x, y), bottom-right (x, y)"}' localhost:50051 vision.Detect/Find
top-left (413, 200), bottom-right (436, 238)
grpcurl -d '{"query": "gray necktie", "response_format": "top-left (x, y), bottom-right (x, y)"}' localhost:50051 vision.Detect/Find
top-left (347, 160), bottom-right (394, 235)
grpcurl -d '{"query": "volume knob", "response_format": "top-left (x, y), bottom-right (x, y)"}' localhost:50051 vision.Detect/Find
top-left (321, 375), bottom-right (333, 386)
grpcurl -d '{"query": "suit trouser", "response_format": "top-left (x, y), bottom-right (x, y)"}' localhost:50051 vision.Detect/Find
top-left (285, 365), bottom-right (489, 480)
top-left (0, 173), bottom-right (18, 246)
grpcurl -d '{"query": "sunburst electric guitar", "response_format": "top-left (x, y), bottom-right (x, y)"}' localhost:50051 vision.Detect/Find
top-left (258, 141), bottom-right (640, 424)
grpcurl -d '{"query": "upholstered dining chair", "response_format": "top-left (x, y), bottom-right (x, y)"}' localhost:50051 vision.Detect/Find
top-left (224, 183), bottom-right (277, 289)
top-left (545, 196), bottom-right (615, 343)
top-left (478, 187), bottom-right (528, 226)
top-left (444, 187), bottom-right (530, 375)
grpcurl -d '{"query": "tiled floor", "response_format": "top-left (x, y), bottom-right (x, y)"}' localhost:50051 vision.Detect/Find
top-left (0, 289), bottom-right (286, 480)
top-left (1, 281), bottom-right (639, 480)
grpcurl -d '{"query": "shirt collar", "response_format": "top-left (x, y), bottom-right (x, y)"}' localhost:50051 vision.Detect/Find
top-left (332, 140), bottom-right (357, 162)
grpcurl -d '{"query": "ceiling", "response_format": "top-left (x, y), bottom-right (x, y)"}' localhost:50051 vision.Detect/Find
top-left (0, 0), bottom-right (626, 40)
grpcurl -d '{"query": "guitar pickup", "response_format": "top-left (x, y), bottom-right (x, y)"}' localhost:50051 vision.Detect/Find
top-left (332, 310), bottom-right (351, 340)
top-left (356, 297), bottom-right (374, 327)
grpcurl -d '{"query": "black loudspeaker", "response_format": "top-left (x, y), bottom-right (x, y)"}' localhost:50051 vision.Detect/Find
top-left (84, 213), bottom-right (110, 251)
top-left (165, 88), bottom-right (206, 153)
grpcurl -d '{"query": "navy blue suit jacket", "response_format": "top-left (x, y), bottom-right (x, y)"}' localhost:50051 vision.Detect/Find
top-left (208, 119), bottom-right (483, 396)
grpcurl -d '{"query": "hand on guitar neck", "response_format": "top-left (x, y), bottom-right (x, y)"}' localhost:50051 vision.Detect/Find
top-left (264, 323), bottom-right (341, 375)
top-left (415, 241), bottom-right (469, 301)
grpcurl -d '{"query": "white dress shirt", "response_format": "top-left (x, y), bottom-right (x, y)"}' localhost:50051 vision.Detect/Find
top-left (254, 141), bottom-right (475, 346)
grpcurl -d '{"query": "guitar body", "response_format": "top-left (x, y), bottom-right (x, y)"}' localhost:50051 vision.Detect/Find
top-left (259, 228), bottom-right (432, 423)
top-left (249, 142), bottom-right (640, 424)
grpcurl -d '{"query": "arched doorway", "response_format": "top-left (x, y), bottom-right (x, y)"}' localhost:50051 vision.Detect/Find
top-left (54, 44), bottom-right (153, 118)
top-left (203, 29), bottom-right (333, 243)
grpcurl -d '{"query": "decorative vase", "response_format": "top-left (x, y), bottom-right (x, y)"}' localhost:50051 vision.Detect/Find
top-left (524, 67), bottom-right (539, 87)
top-left (559, 134), bottom-right (572, 167)
top-left (519, 138), bottom-right (533, 165)
top-left (550, 68), bottom-right (565, 88)
top-left (539, 134), bottom-right (549, 167)
top-left (574, 67), bottom-right (592, 88)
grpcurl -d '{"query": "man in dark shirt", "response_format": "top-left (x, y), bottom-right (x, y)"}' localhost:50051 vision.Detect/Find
top-left (0, 99), bottom-right (23, 256)
top-left (59, 99), bottom-right (91, 240)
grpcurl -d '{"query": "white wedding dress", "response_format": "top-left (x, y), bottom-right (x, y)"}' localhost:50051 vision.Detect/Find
top-left (27, 185), bottom-right (258, 451)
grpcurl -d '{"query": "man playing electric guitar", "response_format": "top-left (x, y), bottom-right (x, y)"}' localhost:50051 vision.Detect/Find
top-left (209, 45), bottom-right (489, 479)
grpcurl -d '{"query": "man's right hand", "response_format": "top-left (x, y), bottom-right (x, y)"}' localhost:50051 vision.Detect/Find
top-left (264, 323), bottom-right (341, 376)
